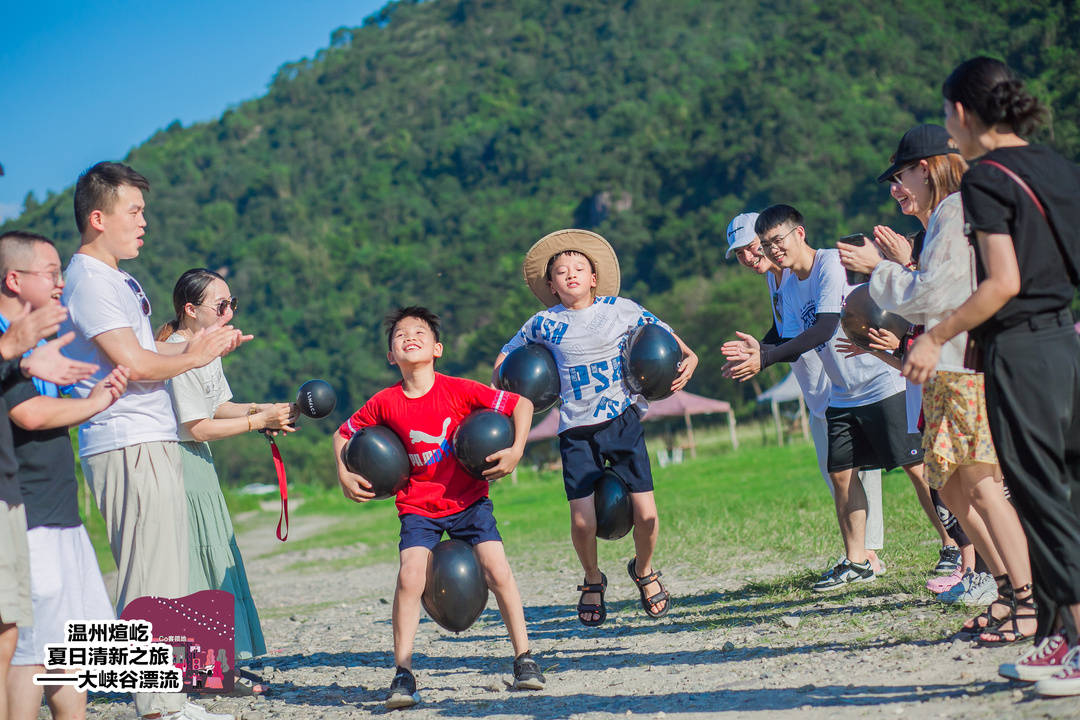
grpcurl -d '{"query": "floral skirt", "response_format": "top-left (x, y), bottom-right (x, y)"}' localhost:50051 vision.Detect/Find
top-left (921, 370), bottom-right (998, 489)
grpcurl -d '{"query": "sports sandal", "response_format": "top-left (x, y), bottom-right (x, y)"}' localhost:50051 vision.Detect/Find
top-left (978, 583), bottom-right (1037, 645)
top-left (627, 558), bottom-right (671, 618)
top-left (576, 572), bottom-right (607, 627)
top-left (958, 574), bottom-right (1013, 638)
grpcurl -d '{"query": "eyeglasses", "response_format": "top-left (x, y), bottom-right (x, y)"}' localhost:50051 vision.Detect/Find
top-left (197, 297), bottom-right (238, 317)
top-left (123, 275), bottom-right (151, 316)
top-left (761, 225), bottom-right (802, 250)
top-left (13, 268), bottom-right (63, 285)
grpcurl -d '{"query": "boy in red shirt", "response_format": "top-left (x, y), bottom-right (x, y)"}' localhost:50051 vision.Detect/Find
top-left (332, 306), bottom-right (543, 709)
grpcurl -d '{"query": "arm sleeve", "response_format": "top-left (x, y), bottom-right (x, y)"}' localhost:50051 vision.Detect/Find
top-left (168, 367), bottom-right (212, 425)
top-left (0, 358), bottom-right (23, 390)
top-left (622, 298), bottom-right (674, 334)
top-left (761, 319), bottom-right (781, 346)
top-left (869, 195), bottom-right (973, 326)
top-left (759, 313), bottom-right (840, 367)
top-left (456, 377), bottom-right (520, 417)
top-left (0, 374), bottom-right (40, 410)
top-left (960, 166), bottom-right (1016, 236)
top-left (499, 319), bottom-right (533, 356)
top-left (337, 397), bottom-right (382, 439)
top-left (66, 277), bottom-right (133, 340)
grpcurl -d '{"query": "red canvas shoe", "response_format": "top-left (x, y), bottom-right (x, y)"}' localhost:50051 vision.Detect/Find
top-left (1035, 646), bottom-right (1080, 697)
top-left (999, 634), bottom-right (1069, 682)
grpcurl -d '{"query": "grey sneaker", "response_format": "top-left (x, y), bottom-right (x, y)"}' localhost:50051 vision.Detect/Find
top-left (512, 651), bottom-right (545, 690)
top-left (939, 571), bottom-right (996, 605)
top-left (934, 545), bottom-right (962, 574)
top-left (386, 666), bottom-right (420, 710)
top-left (812, 559), bottom-right (875, 592)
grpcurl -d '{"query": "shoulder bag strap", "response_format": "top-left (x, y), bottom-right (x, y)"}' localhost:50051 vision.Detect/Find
top-left (980, 159), bottom-right (1079, 286)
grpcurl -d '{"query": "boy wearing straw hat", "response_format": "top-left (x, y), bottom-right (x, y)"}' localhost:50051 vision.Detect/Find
top-left (494, 229), bottom-right (697, 627)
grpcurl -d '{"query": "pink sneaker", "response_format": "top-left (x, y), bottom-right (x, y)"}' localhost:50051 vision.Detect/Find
top-left (999, 634), bottom-right (1069, 681)
top-left (1035, 646), bottom-right (1080, 697)
top-left (926, 566), bottom-right (964, 594)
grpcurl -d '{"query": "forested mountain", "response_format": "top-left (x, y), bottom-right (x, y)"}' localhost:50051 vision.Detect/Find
top-left (5, 0), bottom-right (1079, 486)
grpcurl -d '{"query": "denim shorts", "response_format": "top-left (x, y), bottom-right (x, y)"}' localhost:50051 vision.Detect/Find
top-left (398, 498), bottom-right (501, 552)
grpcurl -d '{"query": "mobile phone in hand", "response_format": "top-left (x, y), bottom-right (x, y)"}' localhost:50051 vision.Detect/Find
top-left (838, 233), bottom-right (870, 285)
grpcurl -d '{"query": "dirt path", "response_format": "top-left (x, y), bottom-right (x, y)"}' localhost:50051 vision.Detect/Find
top-left (85, 515), bottom-right (1075, 720)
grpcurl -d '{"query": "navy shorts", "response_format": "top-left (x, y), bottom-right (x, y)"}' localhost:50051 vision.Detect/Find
top-left (558, 408), bottom-right (654, 501)
top-left (826, 391), bottom-right (924, 473)
top-left (398, 498), bottom-right (502, 552)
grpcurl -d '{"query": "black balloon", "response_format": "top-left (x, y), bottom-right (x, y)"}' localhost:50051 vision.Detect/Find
top-left (453, 410), bottom-right (514, 479)
top-left (840, 284), bottom-right (911, 352)
top-left (623, 323), bottom-right (681, 401)
top-left (595, 469), bottom-right (634, 541)
top-left (421, 539), bottom-right (489, 633)
top-left (497, 344), bottom-right (561, 413)
top-left (342, 425), bottom-right (410, 500)
top-left (296, 379), bottom-right (337, 418)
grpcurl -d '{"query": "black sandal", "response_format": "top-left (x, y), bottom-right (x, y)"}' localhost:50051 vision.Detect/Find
top-left (627, 558), bottom-right (671, 619)
top-left (957, 574), bottom-right (1012, 638)
top-left (978, 583), bottom-right (1037, 645)
top-left (576, 572), bottom-right (607, 627)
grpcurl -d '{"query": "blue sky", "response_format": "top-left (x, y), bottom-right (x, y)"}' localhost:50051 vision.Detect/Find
top-left (0, 0), bottom-right (385, 222)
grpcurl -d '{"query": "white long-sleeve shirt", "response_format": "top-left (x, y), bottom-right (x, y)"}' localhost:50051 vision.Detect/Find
top-left (869, 192), bottom-right (975, 374)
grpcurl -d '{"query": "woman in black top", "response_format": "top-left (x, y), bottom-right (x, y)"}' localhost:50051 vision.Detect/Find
top-left (905, 56), bottom-right (1080, 694)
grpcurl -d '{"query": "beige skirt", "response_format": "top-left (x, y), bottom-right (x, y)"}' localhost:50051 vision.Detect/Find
top-left (921, 370), bottom-right (998, 489)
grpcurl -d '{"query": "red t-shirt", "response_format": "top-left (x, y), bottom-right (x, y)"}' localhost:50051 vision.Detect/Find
top-left (338, 373), bottom-right (519, 518)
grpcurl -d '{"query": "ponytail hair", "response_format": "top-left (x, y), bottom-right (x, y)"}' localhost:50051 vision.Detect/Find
top-left (942, 56), bottom-right (1050, 137)
top-left (153, 268), bottom-right (225, 341)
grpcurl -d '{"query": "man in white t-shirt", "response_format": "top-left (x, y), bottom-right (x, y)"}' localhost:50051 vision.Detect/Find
top-left (61, 161), bottom-right (246, 720)
top-left (723, 213), bottom-right (885, 570)
top-left (723, 205), bottom-right (924, 592)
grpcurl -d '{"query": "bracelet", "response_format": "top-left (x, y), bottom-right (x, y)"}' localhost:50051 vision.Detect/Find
top-left (247, 414), bottom-right (254, 432)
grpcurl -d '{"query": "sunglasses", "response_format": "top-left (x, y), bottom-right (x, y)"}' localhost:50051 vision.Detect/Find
top-left (198, 296), bottom-right (238, 317)
top-left (123, 275), bottom-right (151, 316)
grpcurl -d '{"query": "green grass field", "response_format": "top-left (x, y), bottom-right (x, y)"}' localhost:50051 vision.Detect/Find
top-left (79, 422), bottom-right (954, 605)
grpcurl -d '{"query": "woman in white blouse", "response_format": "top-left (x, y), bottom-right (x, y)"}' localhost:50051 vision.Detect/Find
top-left (840, 125), bottom-right (1034, 643)
top-left (155, 268), bottom-right (298, 692)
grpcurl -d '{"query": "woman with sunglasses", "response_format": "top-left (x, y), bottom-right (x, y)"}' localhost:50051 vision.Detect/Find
top-left (155, 268), bottom-right (297, 694)
top-left (905, 57), bottom-right (1080, 694)
top-left (839, 124), bottom-right (1034, 645)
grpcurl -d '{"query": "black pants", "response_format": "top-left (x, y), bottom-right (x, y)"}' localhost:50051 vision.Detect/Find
top-left (929, 487), bottom-right (971, 547)
top-left (983, 310), bottom-right (1080, 643)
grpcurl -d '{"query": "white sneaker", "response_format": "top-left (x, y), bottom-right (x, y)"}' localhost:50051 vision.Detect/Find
top-left (162, 702), bottom-right (235, 720)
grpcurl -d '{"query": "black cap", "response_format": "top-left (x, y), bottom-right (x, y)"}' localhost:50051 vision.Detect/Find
top-left (876, 124), bottom-right (960, 183)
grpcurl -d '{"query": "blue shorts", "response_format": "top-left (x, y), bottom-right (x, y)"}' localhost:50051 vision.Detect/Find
top-left (398, 498), bottom-right (502, 552)
top-left (558, 408), bottom-right (654, 501)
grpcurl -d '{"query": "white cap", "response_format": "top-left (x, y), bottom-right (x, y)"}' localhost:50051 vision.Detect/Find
top-left (725, 212), bottom-right (759, 259)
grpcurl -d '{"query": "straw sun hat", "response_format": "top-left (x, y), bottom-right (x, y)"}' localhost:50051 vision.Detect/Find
top-left (522, 229), bottom-right (621, 307)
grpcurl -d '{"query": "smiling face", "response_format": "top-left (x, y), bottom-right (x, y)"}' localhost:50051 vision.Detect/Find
top-left (760, 223), bottom-right (803, 269)
top-left (10, 242), bottom-right (64, 310)
top-left (546, 251), bottom-right (597, 308)
top-left (387, 315), bottom-right (443, 368)
top-left (887, 160), bottom-right (933, 219)
top-left (734, 238), bottom-right (775, 275)
top-left (185, 278), bottom-right (234, 332)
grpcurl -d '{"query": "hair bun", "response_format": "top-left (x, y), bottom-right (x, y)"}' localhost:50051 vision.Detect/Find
top-left (989, 78), bottom-right (1048, 136)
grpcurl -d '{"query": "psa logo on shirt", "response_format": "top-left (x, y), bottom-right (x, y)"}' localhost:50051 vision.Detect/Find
top-left (406, 417), bottom-right (453, 468)
top-left (799, 302), bottom-right (828, 353)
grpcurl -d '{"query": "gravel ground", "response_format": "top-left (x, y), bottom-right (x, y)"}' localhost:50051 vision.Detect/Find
top-left (79, 514), bottom-right (1078, 720)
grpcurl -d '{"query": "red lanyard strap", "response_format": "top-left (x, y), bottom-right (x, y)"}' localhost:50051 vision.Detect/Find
top-left (266, 436), bottom-right (289, 541)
